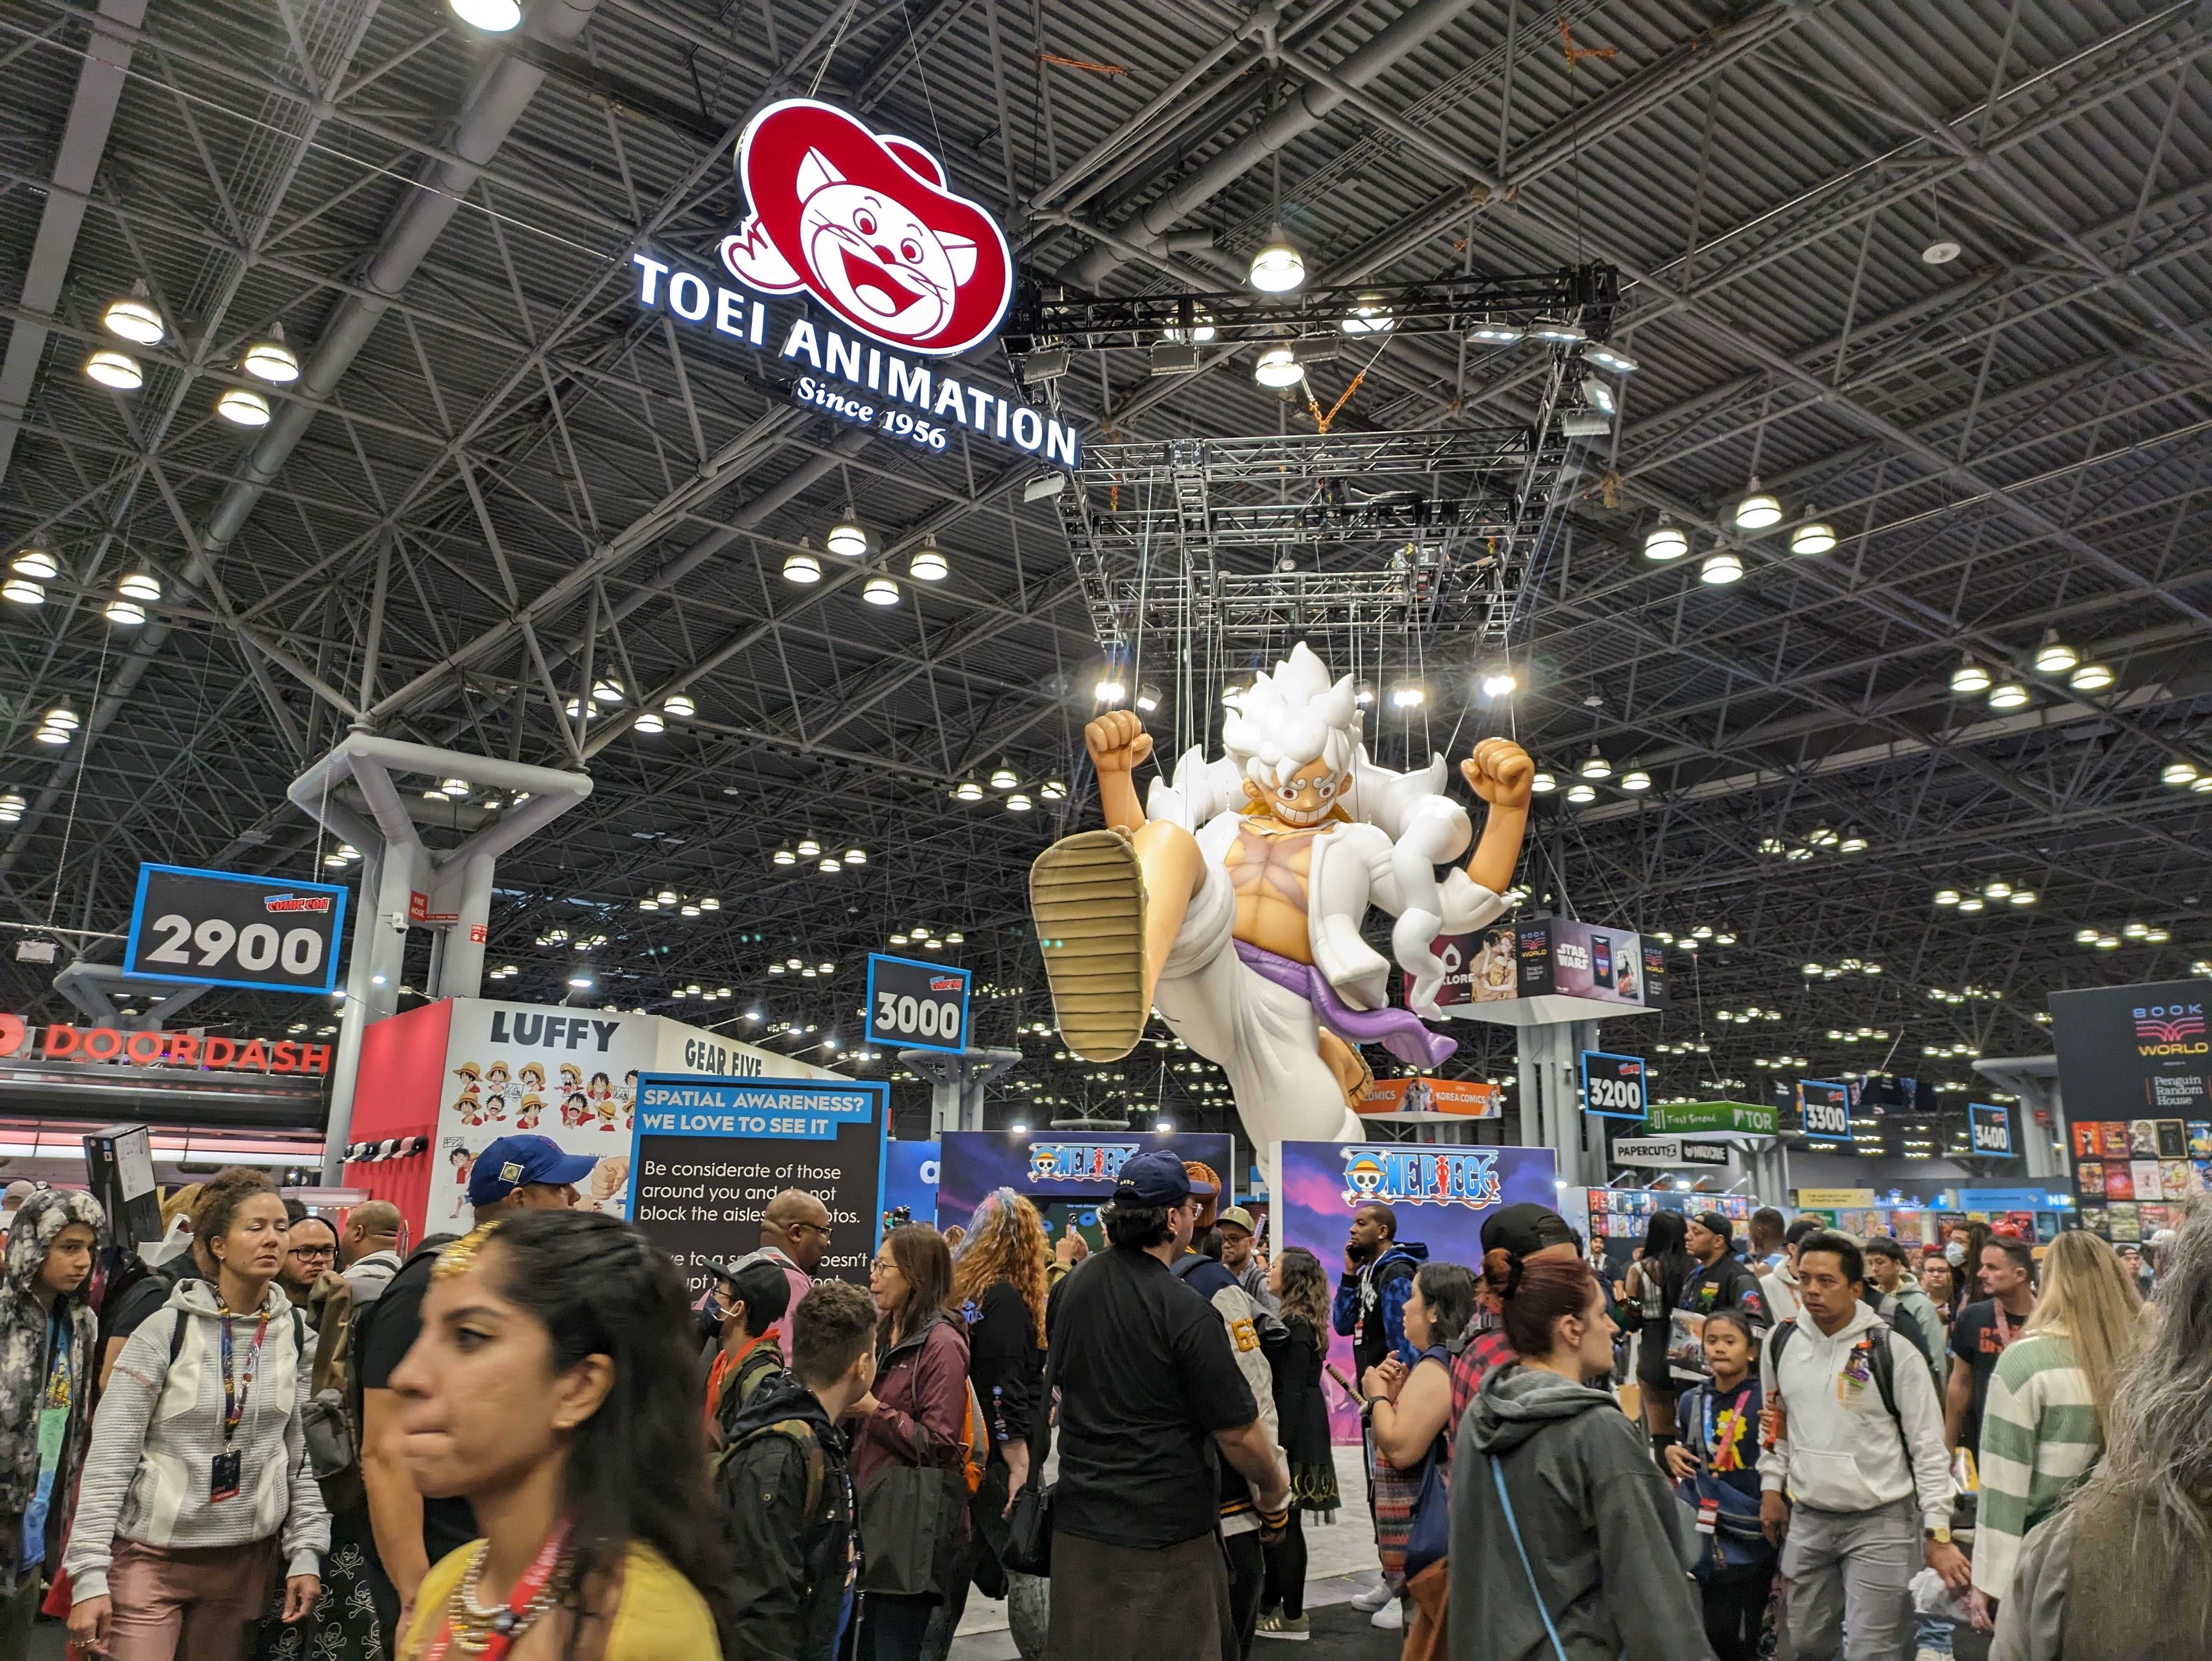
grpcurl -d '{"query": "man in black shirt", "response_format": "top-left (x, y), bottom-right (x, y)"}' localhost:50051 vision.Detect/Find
top-left (1674, 1211), bottom-right (1770, 1383)
top-left (358, 1135), bottom-right (593, 1637)
top-left (1944, 1233), bottom-right (2036, 1455)
top-left (1042, 1151), bottom-right (1289, 1661)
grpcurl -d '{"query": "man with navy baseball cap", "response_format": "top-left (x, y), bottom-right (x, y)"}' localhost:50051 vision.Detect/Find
top-left (465, 1133), bottom-right (599, 1214)
top-left (1038, 1146), bottom-right (1288, 1661)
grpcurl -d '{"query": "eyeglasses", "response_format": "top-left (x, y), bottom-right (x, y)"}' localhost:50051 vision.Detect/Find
top-left (288, 1243), bottom-right (336, 1261)
top-left (788, 1221), bottom-right (832, 1240)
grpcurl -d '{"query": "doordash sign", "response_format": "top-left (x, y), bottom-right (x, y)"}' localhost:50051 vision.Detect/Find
top-left (0, 1015), bottom-right (331, 1075)
top-left (630, 98), bottom-right (1081, 469)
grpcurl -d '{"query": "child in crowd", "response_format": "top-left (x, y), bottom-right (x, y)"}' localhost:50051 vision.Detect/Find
top-left (1664, 1309), bottom-right (1774, 1661)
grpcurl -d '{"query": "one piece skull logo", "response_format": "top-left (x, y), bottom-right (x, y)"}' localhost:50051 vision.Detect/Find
top-left (720, 99), bottom-right (1013, 358)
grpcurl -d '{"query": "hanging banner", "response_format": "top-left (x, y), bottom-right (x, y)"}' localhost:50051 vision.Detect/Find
top-left (865, 954), bottom-right (971, 1054)
top-left (124, 864), bottom-right (348, 995)
top-left (630, 99), bottom-right (1083, 470)
top-left (627, 1073), bottom-right (888, 1295)
top-left (1647, 1100), bottom-right (1776, 1137)
top-left (1274, 1139), bottom-right (1557, 1443)
top-left (1579, 1051), bottom-right (1648, 1121)
top-left (1357, 1075), bottom-right (1502, 1118)
top-left (1968, 1101), bottom-right (2013, 1157)
top-left (1611, 1135), bottom-right (1727, 1169)
top-left (1796, 1080), bottom-right (1854, 1142)
top-left (934, 1129), bottom-right (1234, 1227)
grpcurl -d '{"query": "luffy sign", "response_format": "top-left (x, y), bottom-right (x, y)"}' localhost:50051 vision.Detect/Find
top-left (632, 98), bottom-right (1081, 470)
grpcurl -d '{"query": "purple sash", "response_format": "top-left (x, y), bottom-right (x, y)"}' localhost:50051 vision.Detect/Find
top-left (1233, 940), bottom-right (1459, 1070)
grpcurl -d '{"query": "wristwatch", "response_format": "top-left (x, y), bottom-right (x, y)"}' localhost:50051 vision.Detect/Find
top-left (1925, 1525), bottom-right (1953, 1544)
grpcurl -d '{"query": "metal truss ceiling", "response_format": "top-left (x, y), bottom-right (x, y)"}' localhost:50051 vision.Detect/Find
top-left (0, 0), bottom-right (2205, 1151)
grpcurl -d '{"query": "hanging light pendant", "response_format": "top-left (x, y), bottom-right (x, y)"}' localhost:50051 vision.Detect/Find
top-left (908, 537), bottom-right (950, 581)
top-left (825, 517), bottom-right (868, 558)
top-left (217, 387), bottom-right (271, 427)
top-left (1734, 479), bottom-right (1782, 530)
top-left (242, 325), bottom-right (300, 383)
top-left (783, 544), bottom-right (822, 583)
top-left (10, 539), bottom-right (59, 581)
top-left (1790, 516), bottom-right (1836, 555)
top-left (1643, 519), bottom-right (1688, 561)
top-left (1701, 550), bottom-right (1745, 584)
top-left (101, 282), bottom-right (166, 346)
top-left (1249, 233), bottom-right (1305, 294)
top-left (84, 351), bottom-right (144, 390)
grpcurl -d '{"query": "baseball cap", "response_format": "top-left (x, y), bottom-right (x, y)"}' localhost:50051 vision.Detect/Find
top-left (1217, 1206), bottom-right (1257, 1234)
top-left (1, 1181), bottom-right (33, 1207)
top-left (1115, 1149), bottom-right (1213, 1207)
top-left (1696, 1209), bottom-right (1733, 1244)
top-left (1480, 1202), bottom-right (1576, 1260)
top-left (467, 1135), bottom-right (599, 1208)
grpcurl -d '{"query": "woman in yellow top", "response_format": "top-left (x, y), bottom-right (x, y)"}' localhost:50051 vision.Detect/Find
top-left (388, 1209), bottom-right (727, 1660)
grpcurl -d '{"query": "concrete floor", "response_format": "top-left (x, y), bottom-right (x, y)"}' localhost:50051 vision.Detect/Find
top-left (949, 1443), bottom-right (1385, 1660)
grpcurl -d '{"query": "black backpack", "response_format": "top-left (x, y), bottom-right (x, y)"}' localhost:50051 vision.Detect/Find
top-left (1768, 1317), bottom-right (1908, 1460)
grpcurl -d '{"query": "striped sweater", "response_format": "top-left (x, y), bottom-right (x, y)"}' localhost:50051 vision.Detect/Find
top-left (1971, 1329), bottom-right (2100, 1606)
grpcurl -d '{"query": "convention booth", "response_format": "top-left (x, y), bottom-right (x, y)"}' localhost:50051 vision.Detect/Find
top-left (342, 996), bottom-right (835, 1238)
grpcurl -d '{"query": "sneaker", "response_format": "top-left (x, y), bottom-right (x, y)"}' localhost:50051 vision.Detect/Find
top-left (1349, 1581), bottom-right (1392, 1613)
top-left (1371, 1599), bottom-right (1405, 1631)
top-left (1255, 1613), bottom-right (1310, 1642)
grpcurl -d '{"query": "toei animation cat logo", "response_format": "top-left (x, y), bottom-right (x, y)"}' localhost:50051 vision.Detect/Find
top-left (720, 99), bottom-right (1013, 358)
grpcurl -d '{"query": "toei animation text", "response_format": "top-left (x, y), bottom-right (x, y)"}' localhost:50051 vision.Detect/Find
top-left (631, 98), bottom-right (1080, 469)
top-left (1340, 1145), bottom-right (1504, 1210)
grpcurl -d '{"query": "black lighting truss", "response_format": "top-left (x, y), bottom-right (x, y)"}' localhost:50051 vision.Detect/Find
top-left (1058, 425), bottom-right (1570, 648)
top-left (1004, 264), bottom-right (1622, 353)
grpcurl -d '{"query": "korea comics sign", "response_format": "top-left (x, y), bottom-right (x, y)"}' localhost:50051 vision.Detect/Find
top-left (1579, 1050), bottom-right (1648, 1121)
top-left (1796, 1079), bottom-right (1854, 1143)
top-left (631, 99), bottom-right (1082, 470)
top-left (1969, 1100), bottom-right (2014, 1157)
top-left (865, 954), bottom-right (971, 1054)
top-left (124, 864), bottom-right (347, 995)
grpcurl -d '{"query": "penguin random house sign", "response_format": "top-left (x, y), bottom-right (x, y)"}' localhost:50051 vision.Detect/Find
top-left (631, 99), bottom-right (1082, 470)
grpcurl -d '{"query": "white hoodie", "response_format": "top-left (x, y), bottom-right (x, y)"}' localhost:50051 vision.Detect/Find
top-left (1758, 1299), bottom-right (1953, 1528)
top-left (1758, 1256), bottom-right (1801, 1324)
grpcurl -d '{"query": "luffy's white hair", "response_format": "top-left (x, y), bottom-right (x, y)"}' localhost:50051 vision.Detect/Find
top-left (1221, 642), bottom-right (1360, 787)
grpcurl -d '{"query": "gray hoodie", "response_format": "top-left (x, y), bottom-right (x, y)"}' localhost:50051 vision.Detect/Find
top-left (63, 1277), bottom-right (328, 1599)
top-left (1449, 1364), bottom-right (1713, 1661)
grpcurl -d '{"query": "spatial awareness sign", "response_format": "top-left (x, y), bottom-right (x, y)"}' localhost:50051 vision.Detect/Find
top-left (625, 1073), bottom-right (888, 1290)
top-left (631, 98), bottom-right (1081, 470)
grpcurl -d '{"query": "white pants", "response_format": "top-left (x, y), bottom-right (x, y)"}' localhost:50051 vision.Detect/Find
top-left (1153, 862), bottom-right (1364, 1178)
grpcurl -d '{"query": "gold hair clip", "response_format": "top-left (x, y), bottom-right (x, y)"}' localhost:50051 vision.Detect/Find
top-left (433, 1221), bottom-right (500, 1281)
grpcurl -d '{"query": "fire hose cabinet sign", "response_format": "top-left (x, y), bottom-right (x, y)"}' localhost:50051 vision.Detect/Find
top-left (865, 953), bottom-right (970, 1054)
top-left (124, 863), bottom-right (349, 995)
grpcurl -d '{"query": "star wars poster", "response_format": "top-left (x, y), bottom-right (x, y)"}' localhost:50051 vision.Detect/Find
top-left (1273, 1139), bottom-right (1558, 1443)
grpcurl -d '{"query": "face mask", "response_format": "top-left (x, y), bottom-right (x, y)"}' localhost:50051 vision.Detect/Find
top-left (1945, 1240), bottom-right (1966, 1268)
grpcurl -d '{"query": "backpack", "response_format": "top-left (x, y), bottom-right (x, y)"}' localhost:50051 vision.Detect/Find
top-left (717, 1408), bottom-right (829, 1518)
top-left (1173, 1253), bottom-right (1298, 1379)
top-left (342, 1236), bottom-right (457, 1472)
top-left (1768, 1317), bottom-right (1908, 1460)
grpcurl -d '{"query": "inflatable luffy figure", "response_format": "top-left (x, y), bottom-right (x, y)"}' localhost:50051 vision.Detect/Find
top-left (1030, 643), bottom-right (1534, 1178)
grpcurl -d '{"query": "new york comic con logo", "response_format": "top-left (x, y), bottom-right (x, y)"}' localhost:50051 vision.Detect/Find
top-left (720, 100), bottom-right (1013, 358)
top-left (1028, 1142), bottom-right (1139, 1185)
top-left (2135, 1002), bottom-right (2208, 1056)
top-left (1342, 1147), bottom-right (1503, 1210)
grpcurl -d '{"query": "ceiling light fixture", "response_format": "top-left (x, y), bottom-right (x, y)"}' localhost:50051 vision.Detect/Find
top-left (825, 518), bottom-right (867, 558)
top-left (782, 548), bottom-right (821, 584)
top-left (1389, 684), bottom-right (1425, 709)
top-left (1253, 344), bottom-right (1303, 388)
top-left (1565, 782), bottom-right (1595, 804)
top-left (1470, 317), bottom-right (1524, 345)
top-left (448, 0), bottom-right (523, 28)
top-left (1248, 236), bottom-right (1305, 294)
top-left (1643, 520), bottom-right (1688, 561)
top-left (1, 579), bottom-right (44, 606)
top-left (663, 693), bottom-right (695, 718)
top-left (1093, 676), bottom-right (1125, 705)
top-left (1584, 342), bottom-right (1637, 374)
top-left (861, 576), bottom-right (899, 605)
top-left (2068, 661), bottom-right (2113, 691)
top-left (2032, 630), bottom-right (2078, 675)
top-left (1701, 550), bottom-right (1744, 584)
top-left (633, 710), bottom-right (664, 733)
top-left (1950, 656), bottom-right (1991, 694)
top-left (103, 598), bottom-right (145, 625)
top-left (1620, 765), bottom-right (1651, 792)
top-left (1040, 779), bottom-right (1067, 800)
top-left (1734, 479), bottom-right (1782, 530)
top-left (2160, 760), bottom-right (2199, 786)
top-left (1987, 681), bottom-right (2031, 711)
top-left (908, 538), bottom-right (949, 581)
top-left (1528, 318), bottom-right (1585, 344)
top-left (242, 326), bottom-right (300, 383)
top-left (1006, 792), bottom-right (1034, 812)
top-left (83, 350), bottom-right (143, 390)
top-left (101, 283), bottom-right (165, 346)
top-left (1135, 683), bottom-right (1162, 713)
top-left (117, 569), bottom-right (161, 601)
top-left (1479, 667), bottom-right (1517, 698)
top-left (9, 540), bottom-right (57, 581)
top-left (954, 778), bottom-right (984, 801)
top-left (1790, 517), bottom-right (1836, 555)
top-left (1580, 748), bottom-right (1612, 780)
top-left (1530, 770), bottom-right (1557, 795)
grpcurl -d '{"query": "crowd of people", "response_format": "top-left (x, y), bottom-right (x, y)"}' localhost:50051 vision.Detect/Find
top-left (0, 1139), bottom-right (2195, 1661)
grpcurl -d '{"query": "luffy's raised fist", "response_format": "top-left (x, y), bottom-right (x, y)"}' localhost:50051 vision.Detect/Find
top-left (1084, 710), bottom-right (1153, 775)
top-left (1460, 737), bottom-right (1535, 810)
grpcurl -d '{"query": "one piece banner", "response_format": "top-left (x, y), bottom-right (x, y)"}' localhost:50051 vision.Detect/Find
top-left (627, 1074), bottom-right (888, 1296)
top-left (1273, 1138), bottom-right (1558, 1443)
top-left (934, 1129), bottom-right (1234, 1228)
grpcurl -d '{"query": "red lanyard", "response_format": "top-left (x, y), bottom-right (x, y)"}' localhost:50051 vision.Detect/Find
top-left (218, 1309), bottom-right (270, 1446)
top-left (420, 1521), bottom-right (571, 1661)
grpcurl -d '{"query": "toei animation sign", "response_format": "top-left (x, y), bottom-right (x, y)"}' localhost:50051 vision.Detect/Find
top-left (630, 99), bottom-right (1081, 470)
